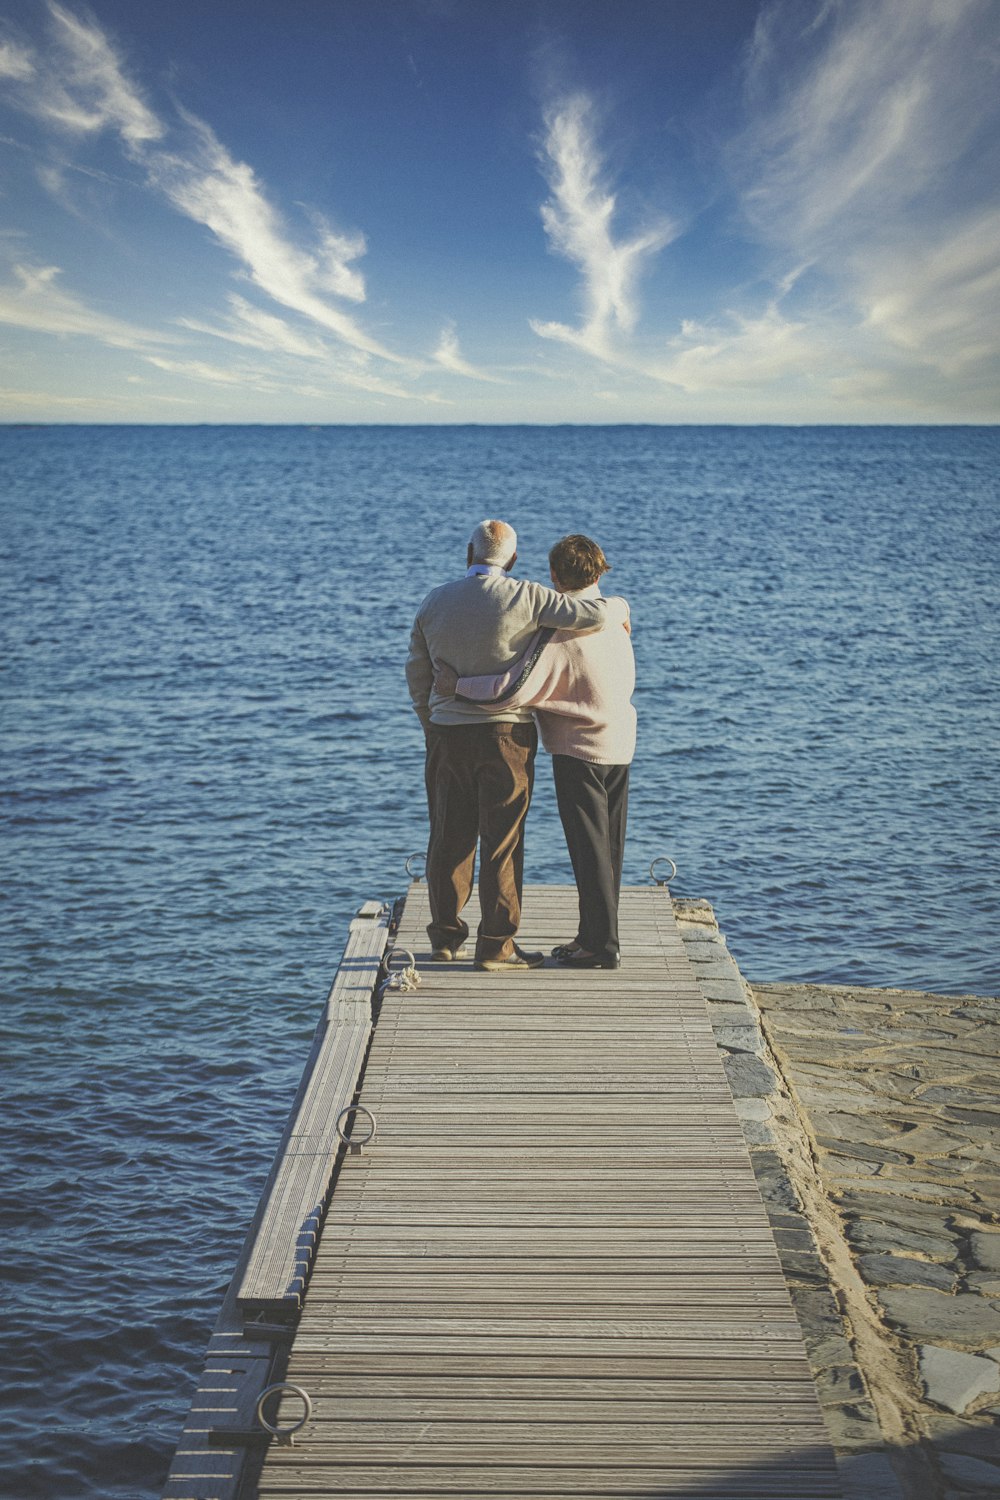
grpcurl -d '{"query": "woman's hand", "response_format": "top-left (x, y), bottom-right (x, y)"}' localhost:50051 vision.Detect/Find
top-left (433, 662), bottom-right (459, 695)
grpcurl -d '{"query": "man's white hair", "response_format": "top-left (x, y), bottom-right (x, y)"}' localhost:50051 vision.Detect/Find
top-left (469, 519), bottom-right (517, 566)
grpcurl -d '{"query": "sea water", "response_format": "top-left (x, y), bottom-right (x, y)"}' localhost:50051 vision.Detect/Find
top-left (1, 423), bottom-right (997, 1496)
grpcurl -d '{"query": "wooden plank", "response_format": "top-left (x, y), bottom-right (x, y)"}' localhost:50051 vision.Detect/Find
top-left (236, 908), bottom-right (390, 1313)
top-left (254, 1373), bottom-right (828, 1403)
top-left (257, 1463), bottom-right (842, 1496)
top-left (253, 884), bottom-right (841, 1499)
top-left (255, 1394), bottom-right (829, 1420)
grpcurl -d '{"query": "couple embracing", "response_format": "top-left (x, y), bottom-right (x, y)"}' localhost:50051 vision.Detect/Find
top-left (406, 519), bottom-right (636, 972)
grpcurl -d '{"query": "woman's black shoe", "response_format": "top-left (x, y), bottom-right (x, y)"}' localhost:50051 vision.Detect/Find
top-left (557, 950), bottom-right (620, 969)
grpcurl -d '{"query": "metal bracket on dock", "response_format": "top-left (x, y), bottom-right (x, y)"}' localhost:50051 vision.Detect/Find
top-left (335, 1103), bottom-right (377, 1154)
top-left (381, 945), bottom-right (420, 992)
top-left (404, 852), bottom-right (426, 880)
top-left (256, 1382), bottom-right (312, 1444)
top-left (206, 1381), bottom-right (312, 1450)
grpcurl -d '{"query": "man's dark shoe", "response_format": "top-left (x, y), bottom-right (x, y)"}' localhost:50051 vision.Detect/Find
top-left (557, 949), bottom-right (621, 969)
top-left (475, 946), bottom-right (545, 972)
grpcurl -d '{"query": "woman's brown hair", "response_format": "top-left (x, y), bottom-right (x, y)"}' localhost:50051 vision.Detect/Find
top-left (548, 534), bottom-right (610, 590)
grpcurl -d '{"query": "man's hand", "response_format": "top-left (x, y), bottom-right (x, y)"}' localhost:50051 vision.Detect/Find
top-left (434, 661), bottom-right (459, 696)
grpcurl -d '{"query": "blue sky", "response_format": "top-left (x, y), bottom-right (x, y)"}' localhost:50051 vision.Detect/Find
top-left (1, 0), bottom-right (997, 422)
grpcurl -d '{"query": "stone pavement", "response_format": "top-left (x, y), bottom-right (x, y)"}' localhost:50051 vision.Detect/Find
top-left (674, 898), bottom-right (1000, 1500)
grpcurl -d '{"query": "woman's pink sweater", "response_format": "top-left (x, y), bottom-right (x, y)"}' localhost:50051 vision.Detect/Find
top-left (454, 585), bottom-right (636, 765)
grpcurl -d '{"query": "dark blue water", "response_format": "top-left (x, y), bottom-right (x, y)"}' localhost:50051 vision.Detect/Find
top-left (1, 424), bottom-right (997, 1496)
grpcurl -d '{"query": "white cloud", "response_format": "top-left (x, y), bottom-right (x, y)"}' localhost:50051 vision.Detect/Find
top-left (526, 93), bottom-right (839, 403)
top-left (531, 94), bottom-right (676, 360)
top-left (1, 4), bottom-right (413, 372)
top-left (311, 219), bottom-right (367, 303)
top-left (177, 293), bottom-right (329, 359)
top-left (0, 262), bottom-right (173, 349)
top-left (9, 1), bottom-right (164, 147)
top-left (740, 0), bottom-right (996, 246)
top-left (528, 3), bottom-right (999, 413)
top-left (860, 206), bottom-right (1000, 373)
top-left (144, 353), bottom-right (273, 387)
top-left (142, 350), bottom-right (439, 403)
top-left (0, 384), bottom-right (191, 410)
top-left (0, 41), bottom-right (35, 81)
top-left (431, 323), bottom-right (506, 382)
top-left (294, 370), bottom-right (443, 402)
top-left (736, 0), bottom-right (1000, 378)
top-left (654, 304), bottom-right (840, 392)
top-left (0, 385), bottom-right (102, 408)
top-left (149, 114), bottom-right (403, 363)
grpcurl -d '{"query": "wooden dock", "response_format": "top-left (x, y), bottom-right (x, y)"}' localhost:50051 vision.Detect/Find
top-left (243, 881), bottom-right (841, 1499)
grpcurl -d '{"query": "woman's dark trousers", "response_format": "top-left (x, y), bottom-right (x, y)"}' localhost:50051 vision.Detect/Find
top-left (552, 754), bottom-right (629, 959)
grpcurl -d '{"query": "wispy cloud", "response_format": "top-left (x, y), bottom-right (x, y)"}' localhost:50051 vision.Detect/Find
top-left (530, 2), bottom-right (999, 411)
top-left (294, 370), bottom-right (443, 402)
top-left (0, 382), bottom-right (193, 413)
top-left (653, 303), bottom-right (842, 392)
top-left (740, 0), bottom-right (996, 246)
top-left (0, 384), bottom-right (188, 411)
top-left (735, 0), bottom-right (1000, 377)
top-left (149, 114), bottom-right (405, 363)
top-left (0, 41), bottom-right (35, 82)
top-left (178, 293), bottom-right (329, 359)
top-left (1, 3), bottom-right (417, 383)
top-left (530, 94), bottom-right (676, 361)
top-left (0, 261), bottom-right (173, 349)
top-left (143, 353), bottom-right (273, 387)
top-left (861, 205), bottom-right (1000, 374)
top-left (431, 323), bottom-right (507, 383)
top-left (4, 2), bottom-right (163, 147)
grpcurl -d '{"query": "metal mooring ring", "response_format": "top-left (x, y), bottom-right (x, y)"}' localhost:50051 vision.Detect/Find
top-left (255, 1382), bottom-right (312, 1443)
top-left (404, 853), bottom-right (426, 880)
top-left (649, 856), bottom-right (678, 886)
top-left (335, 1104), bottom-right (377, 1147)
top-left (384, 946), bottom-right (416, 972)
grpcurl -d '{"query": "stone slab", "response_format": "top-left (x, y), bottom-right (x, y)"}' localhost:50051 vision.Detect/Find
top-left (703, 998), bottom-right (758, 1024)
top-left (966, 1275), bottom-right (1000, 1297)
top-left (970, 1231), bottom-right (1000, 1273)
top-left (698, 975), bottom-right (751, 1004)
top-left (722, 1051), bottom-right (777, 1097)
top-left (857, 1254), bottom-right (957, 1292)
top-left (713, 1023), bottom-right (766, 1055)
top-left (919, 1345), bottom-right (1000, 1414)
top-left (686, 956), bottom-right (741, 981)
top-left (681, 939), bottom-right (727, 962)
top-left (733, 1096), bottom-right (772, 1122)
top-left (878, 1289), bottom-right (1000, 1349)
top-left (835, 1450), bottom-right (905, 1500)
top-left (938, 1452), bottom-right (1000, 1489)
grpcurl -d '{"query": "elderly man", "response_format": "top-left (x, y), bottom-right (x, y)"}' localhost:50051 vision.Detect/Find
top-left (406, 519), bottom-right (627, 972)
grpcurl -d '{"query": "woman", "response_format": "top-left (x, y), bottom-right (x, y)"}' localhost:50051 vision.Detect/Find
top-left (436, 534), bottom-right (635, 969)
